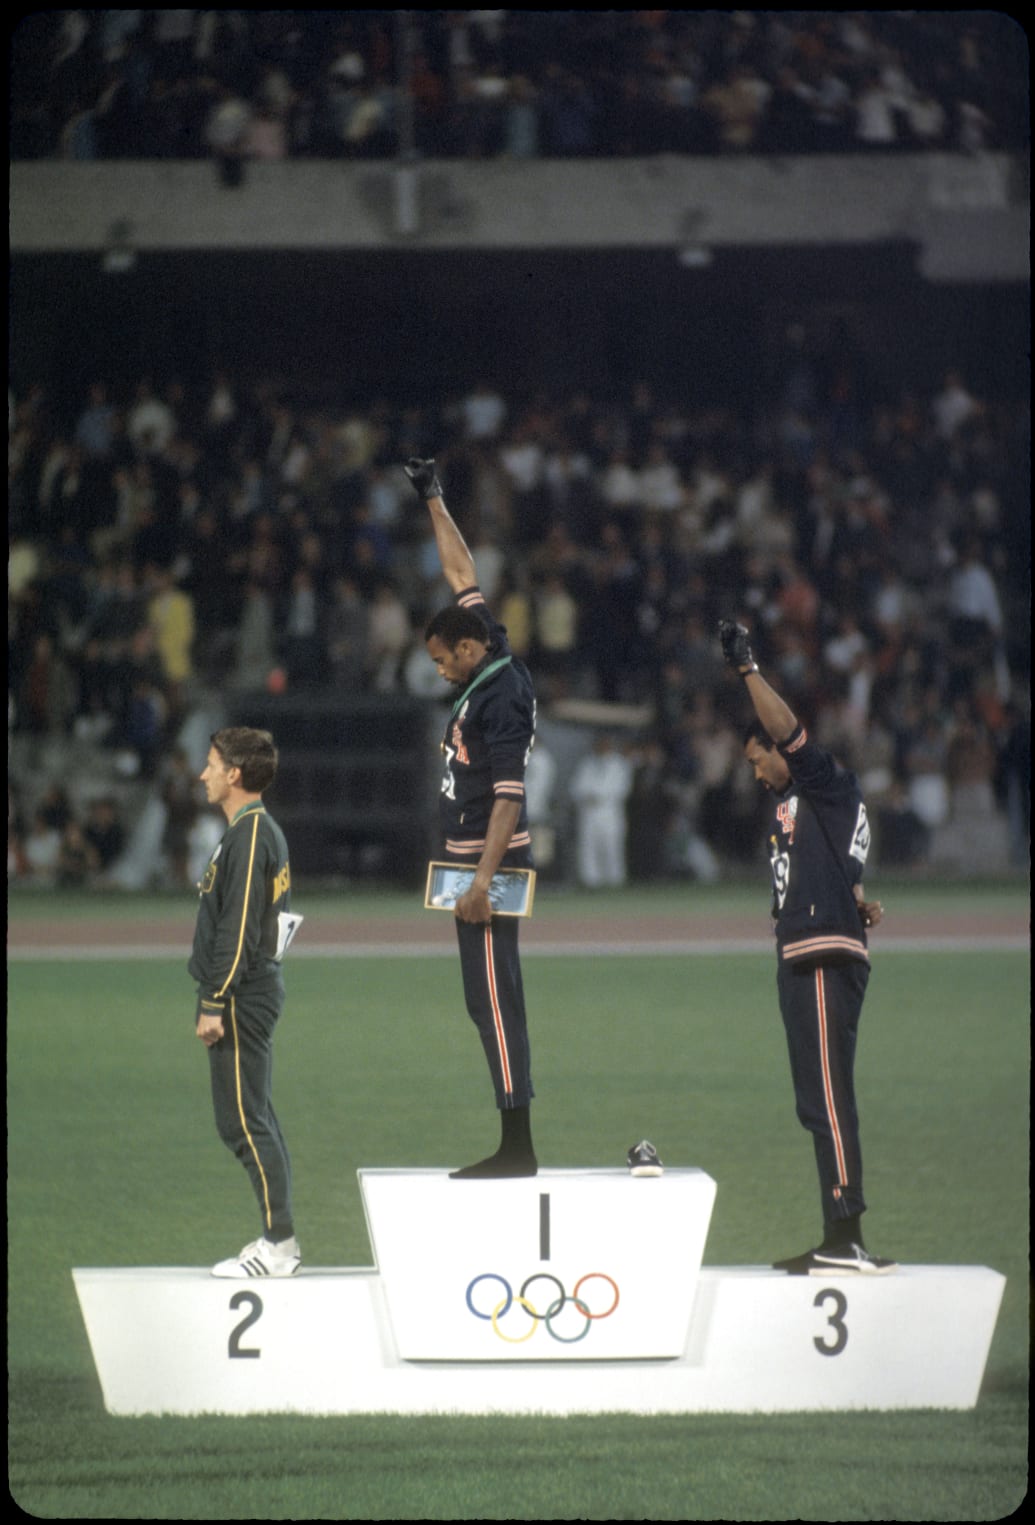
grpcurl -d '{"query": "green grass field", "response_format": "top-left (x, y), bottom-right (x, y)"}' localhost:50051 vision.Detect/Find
top-left (7, 884), bottom-right (1029, 1520)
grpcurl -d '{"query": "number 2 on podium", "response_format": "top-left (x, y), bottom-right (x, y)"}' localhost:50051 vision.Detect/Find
top-left (228, 1290), bottom-right (263, 1359)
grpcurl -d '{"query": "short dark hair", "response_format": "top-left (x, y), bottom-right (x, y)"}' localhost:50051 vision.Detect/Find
top-left (743, 719), bottom-right (776, 751)
top-left (424, 606), bottom-right (491, 647)
top-left (211, 727), bottom-right (278, 793)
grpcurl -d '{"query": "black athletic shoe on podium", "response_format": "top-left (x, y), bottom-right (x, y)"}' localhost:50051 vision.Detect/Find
top-left (627, 1140), bottom-right (664, 1177)
top-left (773, 1242), bottom-right (898, 1275)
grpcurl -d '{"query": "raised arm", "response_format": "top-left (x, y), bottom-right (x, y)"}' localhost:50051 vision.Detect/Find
top-left (404, 457), bottom-right (477, 594)
top-left (718, 619), bottom-right (797, 744)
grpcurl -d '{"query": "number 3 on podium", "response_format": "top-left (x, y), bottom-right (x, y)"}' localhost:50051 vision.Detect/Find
top-left (813, 1287), bottom-right (848, 1356)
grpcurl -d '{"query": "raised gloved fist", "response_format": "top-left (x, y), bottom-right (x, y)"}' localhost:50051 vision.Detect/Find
top-left (718, 619), bottom-right (757, 673)
top-left (403, 458), bottom-right (443, 500)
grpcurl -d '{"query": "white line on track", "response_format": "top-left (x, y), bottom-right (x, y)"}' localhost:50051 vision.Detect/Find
top-left (7, 936), bottom-right (1029, 960)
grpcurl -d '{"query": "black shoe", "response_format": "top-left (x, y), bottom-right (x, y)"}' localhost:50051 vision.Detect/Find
top-left (449, 1150), bottom-right (538, 1180)
top-left (773, 1242), bottom-right (898, 1276)
top-left (810, 1242), bottom-right (898, 1275)
top-left (626, 1140), bottom-right (664, 1177)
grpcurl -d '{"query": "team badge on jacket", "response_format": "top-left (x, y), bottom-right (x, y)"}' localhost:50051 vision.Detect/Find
top-left (776, 796), bottom-right (799, 843)
top-left (198, 843), bottom-right (222, 895)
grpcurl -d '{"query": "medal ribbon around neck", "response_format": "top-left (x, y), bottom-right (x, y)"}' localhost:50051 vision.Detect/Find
top-left (450, 655), bottom-right (512, 719)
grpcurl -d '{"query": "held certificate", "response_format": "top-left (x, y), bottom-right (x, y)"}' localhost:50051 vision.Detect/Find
top-left (424, 863), bottom-right (536, 918)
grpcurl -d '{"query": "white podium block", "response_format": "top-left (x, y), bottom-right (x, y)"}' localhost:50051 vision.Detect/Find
top-left (71, 1267), bottom-right (391, 1418)
top-left (360, 1167), bottom-right (716, 1360)
top-left (71, 1167), bottom-right (1006, 1416)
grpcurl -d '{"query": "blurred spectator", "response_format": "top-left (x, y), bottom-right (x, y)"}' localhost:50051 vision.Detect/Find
top-left (931, 370), bottom-right (980, 442)
top-left (499, 419), bottom-right (549, 545)
top-left (460, 380), bottom-right (508, 444)
top-left (945, 535), bottom-right (1009, 702)
top-left (995, 699), bottom-right (1031, 868)
top-left (702, 63), bottom-right (771, 151)
top-left (9, 11), bottom-right (1028, 165)
top-left (599, 450), bottom-right (642, 514)
top-left (82, 796), bottom-right (126, 873)
top-left (626, 737), bottom-right (676, 882)
top-left (5, 263), bottom-right (1029, 890)
top-left (903, 712), bottom-right (951, 833)
top-left (505, 75), bottom-right (539, 157)
top-left (930, 699), bottom-right (1011, 872)
top-left (852, 69), bottom-right (901, 148)
top-left (638, 442), bottom-right (686, 514)
top-left (876, 780), bottom-right (930, 868)
top-left (823, 611), bottom-right (869, 675)
top-left (160, 745), bottom-right (201, 888)
top-left (126, 379), bottom-right (177, 457)
top-left (57, 817), bottom-right (100, 887)
top-left (367, 579), bottom-right (412, 691)
top-left (36, 782), bottom-right (74, 834)
top-left (569, 733), bottom-right (634, 888)
top-left (946, 537), bottom-right (1004, 645)
top-left (282, 567), bottom-right (325, 688)
top-left (533, 572), bottom-right (578, 680)
top-left (539, 65), bottom-right (597, 156)
top-left (74, 381), bottom-right (119, 460)
top-left (147, 565), bottom-right (195, 714)
top-left (23, 810), bottom-right (63, 885)
top-left (905, 87), bottom-right (947, 148)
top-left (119, 673), bottom-right (167, 779)
top-left (524, 733), bottom-right (559, 871)
top-left (205, 83), bottom-right (253, 185)
top-left (232, 581), bottom-right (277, 692)
top-left (8, 809), bottom-right (30, 882)
top-left (18, 634), bottom-right (77, 737)
top-left (325, 575), bottom-right (371, 691)
top-left (496, 570), bottom-right (533, 659)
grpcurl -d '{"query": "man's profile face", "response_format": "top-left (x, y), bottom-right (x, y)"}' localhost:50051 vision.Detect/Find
top-left (200, 746), bottom-right (237, 806)
top-left (744, 737), bottom-right (791, 793)
top-left (426, 635), bottom-right (486, 687)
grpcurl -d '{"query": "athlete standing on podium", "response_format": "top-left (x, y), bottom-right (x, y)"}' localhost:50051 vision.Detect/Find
top-left (405, 456), bottom-right (538, 1179)
top-left (191, 727), bottom-right (301, 1277)
top-left (719, 619), bottom-right (897, 1276)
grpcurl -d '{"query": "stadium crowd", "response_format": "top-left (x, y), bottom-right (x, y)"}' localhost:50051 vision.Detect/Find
top-left (10, 10), bottom-right (1027, 165)
top-left (9, 322), bottom-right (1030, 886)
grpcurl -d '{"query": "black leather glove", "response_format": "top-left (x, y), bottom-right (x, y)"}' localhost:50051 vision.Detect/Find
top-left (403, 458), bottom-right (443, 499)
top-left (718, 619), bottom-right (758, 674)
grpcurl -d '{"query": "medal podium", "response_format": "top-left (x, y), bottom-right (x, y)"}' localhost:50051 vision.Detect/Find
top-left (73, 1168), bottom-right (1005, 1416)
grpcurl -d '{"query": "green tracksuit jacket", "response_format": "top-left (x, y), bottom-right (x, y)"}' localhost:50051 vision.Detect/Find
top-left (188, 801), bottom-right (291, 1020)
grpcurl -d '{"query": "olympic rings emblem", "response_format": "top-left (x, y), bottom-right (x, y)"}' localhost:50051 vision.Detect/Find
top-left (465, 1271), bottom-right (620, 1343)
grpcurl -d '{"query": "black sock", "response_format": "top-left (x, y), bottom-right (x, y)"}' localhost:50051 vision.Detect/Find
top-left (823, 1214), bottom-right (862, 1250)
top-left (500, 1105), bottom-right (533, 1156)
top-left (449, 1106), bottom-right (537, 1178)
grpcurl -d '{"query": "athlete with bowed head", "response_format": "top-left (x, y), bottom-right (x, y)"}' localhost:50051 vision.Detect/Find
top-left (720, 618), bottom-right (897, 1276)
top-left (405, 456), bottom-right (539, 1180)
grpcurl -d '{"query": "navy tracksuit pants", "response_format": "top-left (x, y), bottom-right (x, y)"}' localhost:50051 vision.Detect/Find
top-left (455, 913), bottom-right (534, 1109)
top-left (777, 958), bottom-right (869, 1229)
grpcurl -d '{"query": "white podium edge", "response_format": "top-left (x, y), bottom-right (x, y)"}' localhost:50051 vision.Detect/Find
top-left (70, 1262), bottom-right (1008, 1418)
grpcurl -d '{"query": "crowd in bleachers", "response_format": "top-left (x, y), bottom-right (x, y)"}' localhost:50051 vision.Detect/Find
top-left (8, 319), bottom-right (1030, 885)
top-left (10, 10), bottom-right (1028, 165)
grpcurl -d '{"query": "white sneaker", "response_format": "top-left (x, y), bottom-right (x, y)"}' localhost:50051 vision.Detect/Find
top-left (211, 1236), bottom-right (301, 1279)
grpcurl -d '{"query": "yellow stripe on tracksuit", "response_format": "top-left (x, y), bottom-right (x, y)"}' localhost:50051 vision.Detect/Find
top-left (218, 813), bottom-right (273, 1230)
top-left (229, 994), bottom-right (273, 1230)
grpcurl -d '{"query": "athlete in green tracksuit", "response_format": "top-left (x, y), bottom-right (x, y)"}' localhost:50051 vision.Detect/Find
top-left (189, 726), bottom-right (302, 1278)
